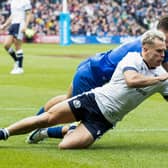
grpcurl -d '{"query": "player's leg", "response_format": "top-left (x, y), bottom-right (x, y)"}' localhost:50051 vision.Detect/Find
top-left (9, 38), bottom-right (24, 74)
top-left (58, 123), bottom-right (94, 149)
top-left (28, 61), bottom-right (96, 142)
top-left (47, 124), bottom-right (77, 138)
top-left (10, 23), bottom-right (24, 74)
top-left (53, 61), bottom-right (97, 140)
top-left (27, 89), bottom-right (77, 143)
top-left (57, 92), bottom-right (113, 149)
top-left (26, 123), bottom-right (77, 144)
top-left (14, 39), bottom-right (24, 71)
top-left (0, 101), bottom-right (76, 140)
top-left (26, 85), bottom-right (73, 143)
top-left (3, 35), bottom-right (18, 62)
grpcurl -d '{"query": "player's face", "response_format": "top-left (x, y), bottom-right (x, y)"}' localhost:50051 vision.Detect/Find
top-left (145, 39), bottom-right (166, 67)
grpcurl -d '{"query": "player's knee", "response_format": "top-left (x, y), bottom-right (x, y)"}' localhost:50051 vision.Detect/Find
top-left (58, 140), bottom-right (78, 149)
top-left (58, 141), bottom-right (69, 149)
top-left (58, 136), bottom-right (93, 149)
top-left (37, 112), bottom-right (56, 127)
top-left (58, 140), bottom-right (92, 149)
top-left (45, 112), bottom-right (59, 125)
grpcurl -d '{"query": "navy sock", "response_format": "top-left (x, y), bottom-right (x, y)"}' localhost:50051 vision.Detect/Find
top-left (47, 125), bottom-right (77, 139)
top-left (17, 56), bottom-right (23, 68)
top-left (8, 48), bottom-right (18, 62)
top-left (0, 129), bottom-right (8, 140)
top-left (16, 50), bottom-right (24, 68)
top-left (36, 107), bottom-right (45, 115)
top-left (47, 126), bottom-right (63, 139)
top-left (0, 130), bottom-right (6, 140)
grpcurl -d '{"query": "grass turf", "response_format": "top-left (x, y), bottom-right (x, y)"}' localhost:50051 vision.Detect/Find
top-left (0, 43), bottom-right (168, 168)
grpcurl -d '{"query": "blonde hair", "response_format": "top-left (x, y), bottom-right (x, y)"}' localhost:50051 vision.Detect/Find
top-left (141, 30), bottom-right (166, 45)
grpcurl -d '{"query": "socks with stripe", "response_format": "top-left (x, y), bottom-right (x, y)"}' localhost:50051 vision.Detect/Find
top-left (47, 125), bottom-right (77, 139)
top-left (8, 48), bottom-right (17, 62)
top-left (16, 49), bottom-right (24, 68)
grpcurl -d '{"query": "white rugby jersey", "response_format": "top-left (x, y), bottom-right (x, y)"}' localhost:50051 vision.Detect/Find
top-left (10, 0), bottom-right (32, 24)
top-left (93, 52), bottom-right (168, 126)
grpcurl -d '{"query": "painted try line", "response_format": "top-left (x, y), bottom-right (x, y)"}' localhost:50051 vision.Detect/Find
top-left (112, 128), bottom-right (168, 133)
top-left (0, 107), bottom-right (37, 111)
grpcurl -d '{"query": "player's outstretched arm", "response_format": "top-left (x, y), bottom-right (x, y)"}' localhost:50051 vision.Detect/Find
top-left (124, 70), bottom-right (168, 88)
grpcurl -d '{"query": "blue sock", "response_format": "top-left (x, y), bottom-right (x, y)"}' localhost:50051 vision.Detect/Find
top-left (47, 125), bottom-right (77, 139)
top-left (36, 107), bottom-right (45, 115)
top-left (47, 126), bottom-right (63, 138)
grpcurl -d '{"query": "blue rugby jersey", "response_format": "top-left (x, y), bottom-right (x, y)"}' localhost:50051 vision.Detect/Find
top-left (89, 38), bottom-right (168, 86)
top-left (89, 38), bottom-right (142, 85)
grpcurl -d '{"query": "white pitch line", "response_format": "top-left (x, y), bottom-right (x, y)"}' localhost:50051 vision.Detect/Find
top-left (112, 128), bottom-right (168, 133)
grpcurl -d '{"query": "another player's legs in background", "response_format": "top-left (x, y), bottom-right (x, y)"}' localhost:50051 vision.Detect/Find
top-left (11, 39), bottom-right (24, 74)
top-left (3, 23), bottom-right (25, 74)
top-left (7, 47), bottom-right (18, 62)
top-left (4, 36), bottom-right (24, 74)
top-left (3, 35), bottom-right (18, 70)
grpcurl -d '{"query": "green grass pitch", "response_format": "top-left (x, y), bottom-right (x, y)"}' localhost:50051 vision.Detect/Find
top-left (0, 43), bottom-right (168, 168)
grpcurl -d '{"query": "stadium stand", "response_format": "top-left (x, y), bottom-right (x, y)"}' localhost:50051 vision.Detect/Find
top-left (0, 0), bottom-right (167, 36)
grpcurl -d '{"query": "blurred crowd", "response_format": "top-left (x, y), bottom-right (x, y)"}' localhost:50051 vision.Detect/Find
top-left (0, 0), bottom-right (168, 36)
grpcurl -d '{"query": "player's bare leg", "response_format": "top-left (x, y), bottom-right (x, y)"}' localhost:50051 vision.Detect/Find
top-left (26, 85), bottom-right (74, 143)
top-left (3, 35), bottom-right (13, 50)
top-left (10, 39), bottom-right (24, 74)
top-left (0, 101), bottom-right (76, 139)
top-left (58, 123), bottom-right (94, 149)
top-left (42, 85), bottom-right (77, 138)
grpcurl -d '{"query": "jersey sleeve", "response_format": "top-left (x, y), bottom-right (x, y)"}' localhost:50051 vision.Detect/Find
top-left (119, 52), bottom-right (141, 73)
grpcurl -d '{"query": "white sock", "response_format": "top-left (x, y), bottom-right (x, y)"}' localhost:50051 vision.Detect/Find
top-left (40, 128), bottom-right (48, 138)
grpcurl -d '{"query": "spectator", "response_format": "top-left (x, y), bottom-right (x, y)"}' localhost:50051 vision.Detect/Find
top-left (0, 0), bottom-right (167, 36)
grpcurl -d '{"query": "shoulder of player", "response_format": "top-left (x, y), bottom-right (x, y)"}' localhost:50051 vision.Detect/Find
top-left (123, 52), bottom-right (142, 62)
